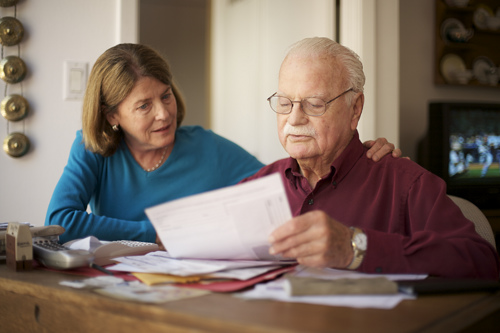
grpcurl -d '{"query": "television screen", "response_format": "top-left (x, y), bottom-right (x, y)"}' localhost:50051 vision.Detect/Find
top-left (423, 102), bottom-right (500, 209)
top-left (448, 107), bottom-right (500, 183)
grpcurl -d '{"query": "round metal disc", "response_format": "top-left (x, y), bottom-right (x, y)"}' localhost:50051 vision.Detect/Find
top-left (3, 132), bottom-right (30, 157)
top-left (0, 17), bottom-right (24, 46)
top-left (1, 94), bottom-right (29, 121)
top-left (0, 0), bottom-right (18, 7)
top-left (0, 56), bottom-right (26, 83)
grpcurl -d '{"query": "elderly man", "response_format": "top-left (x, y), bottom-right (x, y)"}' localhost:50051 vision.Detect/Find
top-left (243, 37), bottom-right (499, 279)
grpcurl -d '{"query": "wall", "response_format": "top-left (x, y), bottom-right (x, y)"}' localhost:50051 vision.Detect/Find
top-left (399, 0), bottom-right (500, 161)
top-left (0, 0), bottom-right (138, 226)
top-left (210, 0), bottom-right (335, 164)
top-left (341, 0), bottom-right (400, 147)
top-left (139, 0), bottom-right (209, 128)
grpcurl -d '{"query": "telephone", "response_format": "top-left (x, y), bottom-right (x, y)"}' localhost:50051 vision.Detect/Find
top-left (33, 238), bottom-right (159, 269)
top-left (62, 238), bottom-right (160, 266)
top-left (2, 224), bottom-right (159, 270)
top-left (33, 238), bottom-right (94, 270)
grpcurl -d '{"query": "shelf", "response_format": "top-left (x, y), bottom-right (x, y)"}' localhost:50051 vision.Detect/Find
top-left (435, 0), bottom-right (500, 88)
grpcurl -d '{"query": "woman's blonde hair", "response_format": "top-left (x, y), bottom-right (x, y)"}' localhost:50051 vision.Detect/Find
top-left (82, 43), bottom-right (186, 156)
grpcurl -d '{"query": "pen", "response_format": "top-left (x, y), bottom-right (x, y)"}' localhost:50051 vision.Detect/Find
top-left (90, 262), bottom-right (114, 275)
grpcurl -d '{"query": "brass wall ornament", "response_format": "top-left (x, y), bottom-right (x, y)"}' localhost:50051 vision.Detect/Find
top-left (1, 0), bottom-right (30, 158)
top-left (0, 16), bottom-right (23, 46)
top-left (0, 0), bottom-right (18, 7)
top-left (3, 132), bottom-right (29, 157)
top-left (1, 94), bottom-right (28, 121)
top-left (0, 55), bottom-right (26, 84)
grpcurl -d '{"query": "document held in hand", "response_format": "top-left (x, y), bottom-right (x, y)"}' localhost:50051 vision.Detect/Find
top-left (145, 173), bottom-right (292, 261)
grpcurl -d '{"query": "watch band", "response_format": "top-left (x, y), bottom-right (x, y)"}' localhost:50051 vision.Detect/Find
top-left (346, 227), bottom-right (367, 270)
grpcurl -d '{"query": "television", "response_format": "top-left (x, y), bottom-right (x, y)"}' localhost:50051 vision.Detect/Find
top-left (420, 102), bottom-right (500, 210)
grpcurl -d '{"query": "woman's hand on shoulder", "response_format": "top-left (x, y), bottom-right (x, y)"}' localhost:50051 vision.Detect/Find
top-left (363, 137), bottom-right (406, 162)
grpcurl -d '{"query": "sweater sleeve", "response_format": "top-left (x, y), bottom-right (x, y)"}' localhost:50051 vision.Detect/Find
top-left (209, 130), bottom-right (265, 184)
top-left (44, 131), bottom-right (156, 243)
top-left (360, 172), bottom-right (500, 279)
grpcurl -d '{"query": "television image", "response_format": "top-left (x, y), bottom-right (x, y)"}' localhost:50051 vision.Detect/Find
top-left (420, 102), bottom-right (500, 210)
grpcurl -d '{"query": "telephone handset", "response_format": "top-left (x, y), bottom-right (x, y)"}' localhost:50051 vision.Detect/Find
top-left (27, 226), bottom-right (159, 270)
top-left (33, 239), bottom-right (94, 270)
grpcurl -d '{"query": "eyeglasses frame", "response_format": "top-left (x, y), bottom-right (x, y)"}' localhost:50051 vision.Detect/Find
top-left (267, 88), bottom-right (354, 117)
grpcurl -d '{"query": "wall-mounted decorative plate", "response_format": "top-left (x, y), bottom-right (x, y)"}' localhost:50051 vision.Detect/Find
top-left (473, 4), bottom-right (494, 30)
top-left (3, 132), bottom-right (30, 157)
top-left (441, 18), bottom-right (473, 43)
top-left (0, 56), bottom-right (26, 83)
top-left (473, 56), bottom-right (498, 85)
top-left (440, 53), bottom-right (467, 83)
top-left (1, 94), bottom-right (29, 121)
top-left (0, 17), bottom-right (24, 46)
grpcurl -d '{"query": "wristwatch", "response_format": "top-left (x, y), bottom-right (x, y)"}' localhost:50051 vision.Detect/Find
top-left (346, 227), bottom-right (367, 270)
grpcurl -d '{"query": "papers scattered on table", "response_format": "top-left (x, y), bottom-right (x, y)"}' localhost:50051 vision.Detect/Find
top-left (102, 250), bottom-right (297, 292)
top-left (59, 276), bottom-right (209, 303)
top-left (235, 266), bottom-right (426, 309)
top-left (107, 250), bottom-right (296, 292)
top-left (110, 251), bottom-right (293, 278)
top-left (95, 283), bottom-right (210, 303)
top-left (146, 173), bottom-right (292, 261)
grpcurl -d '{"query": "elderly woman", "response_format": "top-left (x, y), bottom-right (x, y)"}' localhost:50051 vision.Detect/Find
top-left (45, 43), bottom-right (398, 244)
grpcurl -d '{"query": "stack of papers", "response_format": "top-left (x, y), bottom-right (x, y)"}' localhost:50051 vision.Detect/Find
top-left (126, 173), bottom-right (298, 291)
top-left (109, 251), bottom-right (296, 291)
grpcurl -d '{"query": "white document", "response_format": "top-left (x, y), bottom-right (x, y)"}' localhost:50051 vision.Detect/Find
top-left (109, 251), bottom-right (293, 277)
top-left (146, 173), bottom-right (292, 261)
top-left (236, 266), bottom-right (425, 309)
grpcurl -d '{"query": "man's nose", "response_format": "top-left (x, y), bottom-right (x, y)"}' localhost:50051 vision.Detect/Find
top-left (287, 101), bottom-right (308, 124)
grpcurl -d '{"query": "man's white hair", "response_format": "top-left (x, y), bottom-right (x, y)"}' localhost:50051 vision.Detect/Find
top-left (283, 37), bottom-right (365, 105)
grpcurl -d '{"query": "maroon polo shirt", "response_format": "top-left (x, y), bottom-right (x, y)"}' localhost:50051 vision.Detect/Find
top-left (243, 131), bottom-right (499, 279)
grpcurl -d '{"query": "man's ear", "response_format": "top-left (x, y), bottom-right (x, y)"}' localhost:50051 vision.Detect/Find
top-left (350, 93), bottom-right (364, 131)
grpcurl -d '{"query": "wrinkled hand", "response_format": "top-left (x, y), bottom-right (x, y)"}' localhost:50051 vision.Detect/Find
top-left (269, 210), bottom-right (354, 268)
top-left (155, 234), bottom-right (166, 251)
top-left (363, 137), bottom-right (403, 162)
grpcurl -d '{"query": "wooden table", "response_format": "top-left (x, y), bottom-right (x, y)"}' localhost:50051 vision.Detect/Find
top-left (1, 264), bottom-right (500, 333)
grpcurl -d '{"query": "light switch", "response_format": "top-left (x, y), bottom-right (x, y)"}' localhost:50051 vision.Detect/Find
top-left (69, 68), bottom-right (83, 92)
top-left (64, 61), bottom-right (88, 100)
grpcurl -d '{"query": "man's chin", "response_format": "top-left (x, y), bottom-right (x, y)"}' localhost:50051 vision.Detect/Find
top-left (286, 146), bottom-right (314, 160)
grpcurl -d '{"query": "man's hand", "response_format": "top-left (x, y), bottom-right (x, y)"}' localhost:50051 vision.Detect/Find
top-left (269, 210), bottom-right (354, 268)
top-left (363, 137), bottom-right (402, 162)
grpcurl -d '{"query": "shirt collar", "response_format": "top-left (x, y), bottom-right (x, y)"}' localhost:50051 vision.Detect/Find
top-left (330, 130), bottom-right (365, 185)
top-left (283, 130), bottom-right (364, 186)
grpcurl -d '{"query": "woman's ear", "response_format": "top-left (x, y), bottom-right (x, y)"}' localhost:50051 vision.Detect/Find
top-left (350, 93), bottom-right (364, 131)
top-left (105, 108), bottom-right (117, 126)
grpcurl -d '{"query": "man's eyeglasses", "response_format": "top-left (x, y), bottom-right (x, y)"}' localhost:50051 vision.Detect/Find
top-left (267, 88), bottom-right (354, 117)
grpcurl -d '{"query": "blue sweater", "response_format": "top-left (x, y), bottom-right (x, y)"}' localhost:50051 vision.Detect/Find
top-left (45, 126), bottom-right (264, 243)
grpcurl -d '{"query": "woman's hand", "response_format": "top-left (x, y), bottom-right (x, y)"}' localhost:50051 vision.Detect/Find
top-left (363, 137), bottom-right (404, 162)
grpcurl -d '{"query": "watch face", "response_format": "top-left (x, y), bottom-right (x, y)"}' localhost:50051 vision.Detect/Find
top-left (354, 233), bottom-right (367, 251)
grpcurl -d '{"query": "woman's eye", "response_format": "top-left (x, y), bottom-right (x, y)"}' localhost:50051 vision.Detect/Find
top-left (137, 103), bottom-right (150, 110)
top-left (162, 93), bottom-right (172, 101)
